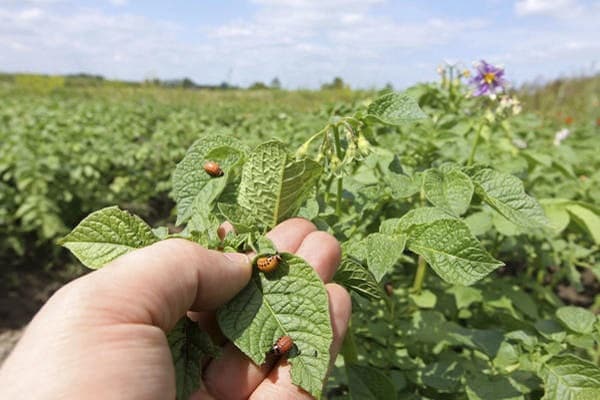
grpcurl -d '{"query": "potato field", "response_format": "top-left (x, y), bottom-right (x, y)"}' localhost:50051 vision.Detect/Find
top-left (1, 70), bottom-right (600, 399)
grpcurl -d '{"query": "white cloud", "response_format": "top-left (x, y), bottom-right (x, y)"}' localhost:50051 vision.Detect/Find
top-left (108, 0), bottom-right (128, 6)
top-left (250, 0), bottom-right (385, 7)
top-left (515, 0), bottom-right (583, 17)
top-left (202, 1), bottom-right (488, 86)
top-left (21, 8), bottom-right (43, 19)
top-left (0, 4), bottom-right (192, 81)
top-left (0, 1), bottom-right (598, 88)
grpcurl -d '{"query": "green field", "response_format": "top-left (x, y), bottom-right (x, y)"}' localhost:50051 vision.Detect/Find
top-left (1, 72), bottom-right (600, 398)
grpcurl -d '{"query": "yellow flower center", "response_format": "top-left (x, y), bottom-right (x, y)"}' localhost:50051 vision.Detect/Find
top-left (484, 72), bottom-right (496, 84)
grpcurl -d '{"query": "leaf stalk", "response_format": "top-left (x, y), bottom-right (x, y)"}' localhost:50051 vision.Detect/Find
top-left (332, 125), bottom-right (344, 215)
top-left (467, 122), bottom-right (484, 166)
top-left (411, 255), bottom-right (427, 293)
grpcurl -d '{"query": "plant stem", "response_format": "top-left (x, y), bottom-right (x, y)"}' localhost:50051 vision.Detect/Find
top-left (340, 323), bottom-right (358, 365)
top-left (336, 178), bottom-right (343, 215)
top-left (332, 125), bottom-right (344, 215)
top-left (410, 188), bottom-right (428, 293)
top-left (467, 123), bottom-right (483, 166)
top-left (296, 124), bottom-right (331, 161)
top-left (412, 255), bottom-right (427, 293)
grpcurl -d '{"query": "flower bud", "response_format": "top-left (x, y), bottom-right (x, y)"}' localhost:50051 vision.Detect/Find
top-left (357, 135), bottom-right (371, 156)
top-left (296, 142), bottom-right (310, 158)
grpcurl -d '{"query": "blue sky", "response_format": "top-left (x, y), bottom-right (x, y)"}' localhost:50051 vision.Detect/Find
top-left (1, 0), bottom-right (599, 88)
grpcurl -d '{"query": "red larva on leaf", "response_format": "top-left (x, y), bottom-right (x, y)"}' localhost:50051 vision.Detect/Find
top-left (203, 161), bottom-right (224, 177)
top-left (271, 335), bottom-right (294, 356)
top-left (256, 254), bottom-right (282, 272)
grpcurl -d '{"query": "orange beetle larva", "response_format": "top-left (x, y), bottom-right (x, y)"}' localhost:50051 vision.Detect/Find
top-left (256, 254), bottom-right (282, 273)
top-left (203, 161), bottom-right (224, 177)
top-left (271, 335), bottom-right (294, 356)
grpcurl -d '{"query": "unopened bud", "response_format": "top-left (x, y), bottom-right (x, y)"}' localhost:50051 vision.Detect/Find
top-left (296, 142), bottom-right (310, 158)
top-left (357, 135), bottom-right (371, 156)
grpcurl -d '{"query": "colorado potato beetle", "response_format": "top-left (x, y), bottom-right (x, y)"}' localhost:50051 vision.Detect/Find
top-left (203, 161), bottom-right (224, 177)
top-left (271, 335), bottom-right (294, 356)
top-left (256, 254), bottom-right (282, 272)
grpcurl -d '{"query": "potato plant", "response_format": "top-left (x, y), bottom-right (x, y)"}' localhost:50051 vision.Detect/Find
top-left (59, 78), bottom-right (600, 399)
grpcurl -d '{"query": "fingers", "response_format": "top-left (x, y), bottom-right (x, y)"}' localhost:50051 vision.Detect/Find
top-left (295, 231), bottom-right (341, 282)
top-left (266, 218), bottom-right (317, 252)
top-left (249, 284), bottom-right (351, 399)
top-left (193, 219), bottom-right (323, 358)
top-left (200, 218), bottom-right (317, 346)
top-left (201, 219), bottom-right (344, 400)
top-left (62, 239), bottom-right (252, 331)
top-left (268, 220), bottom-right (341, 282)
top-left (217, 221), bottom-right (235, 240)
top-left (323, 284), bottom-right (352, 360)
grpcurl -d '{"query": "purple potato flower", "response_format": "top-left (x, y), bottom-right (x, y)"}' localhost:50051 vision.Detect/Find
top-left (470, 60), bottom-right (506, 97)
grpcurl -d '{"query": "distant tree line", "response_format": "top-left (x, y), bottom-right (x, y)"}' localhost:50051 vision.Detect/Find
top-left (0, 72), bottom-right (361, 91)
top-left (146, 76), bottom-right (285, 91)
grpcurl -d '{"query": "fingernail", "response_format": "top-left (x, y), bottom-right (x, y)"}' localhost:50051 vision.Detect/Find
top-left (224, 252), bottom-right (250, 266)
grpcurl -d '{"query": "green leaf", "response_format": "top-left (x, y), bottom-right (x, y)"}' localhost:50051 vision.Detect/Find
top-left (237, 141), bottom-right (322, 229)
top-left (385, 172), bottom-right (420, 199)
top-left (493, 213), bottom-right (526, 237)
top-left (505, 330), bottom-right (538, 350)
top-left (172, 134), bottom-right (244, 225)
top-left (421, 360), bottom-right (463, 391)
top-left (522, 151), bottom-right (553, 167)
top-left (409, 290), bottom-right (437, 308)
top-left (217, 202), bottom-right (255, 233)
top-left (447, 285), bottom-right (483, 309)
top-left (298, 197), bottom-right (319, 220)
top-left (540, 199), bottom-right (571, 233)
top-left (367, 92), bottom-right (428, 125)
top-left (565, 204), bottom-right (600, 244)
top-left (407, 219), bottom-right (504, 285)
top-left (380, 218), bottom-right (403, 235)
top-left (342, 238), bottom-right (369, 263)
top-left (366, 233), bottom-right (406, 282)
top-left (168, 316), bottom-right (221, 400)
top-left (556, 306), bottom-right (596, 334)
top-left (464, 211), bottom-right (493, 236)
top-left (468, 168), bottom-right (548, 229)
top-left (152, 226), bottom-right (169, 240)
top-left (333, 257), bottom-right (384, 302)
top-left (396, 207), bottom-right (456, 234)
top-left (423, 168), bottom-right (474, 216)
top-left (541, 355), bottom-right (600, 400)
top-left (466, 375), bottom-right (524, 400)
top-left (254, 235), bottom-right (277, 255)
top-left (535, 320), bottom-right (566, 342)
top-left (217, 254), bottom-right (332, 399)
top-left (446, 324), bottom-right (505, 357)
top-left (493, 342), bottom-right (520, 372)
top-left (58, 206), bottom-right (158, 269)
top-left (184, 208), bottom-right (222, 245)
top-left (408, 310), bottom-right (448, 345)
top-left (346, 364), bottom-right (397, 400)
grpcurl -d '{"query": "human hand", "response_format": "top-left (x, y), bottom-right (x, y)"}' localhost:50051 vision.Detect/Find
top-left (0, 218), bottom-right (350, 399)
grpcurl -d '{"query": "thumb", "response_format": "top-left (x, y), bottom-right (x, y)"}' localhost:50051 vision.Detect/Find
top-left (73, 238), bottom-right (252, 331)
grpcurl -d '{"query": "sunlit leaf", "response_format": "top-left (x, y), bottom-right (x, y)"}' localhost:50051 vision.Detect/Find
top-left (407, 219), bottom-right (504, 285)
top-left (217, 254), bottom-right (332, 399)
top-left (58, 206), bottom-right (158, 269)
top-left (541, 355), bottom-right (600, 400)
top-left (468, 168), bottom-right (548, 229)
top-left (367, 92), bottom-right (428, 125)
top-left (237, 141), bottom-right (322, 230)
top-left (423, 168), bottom-right (473, 216)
